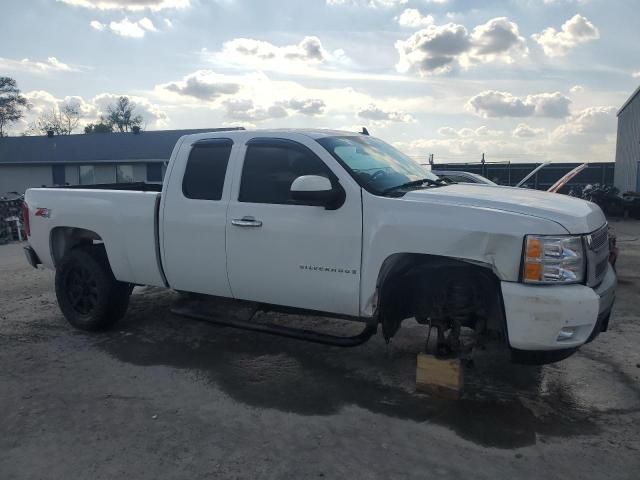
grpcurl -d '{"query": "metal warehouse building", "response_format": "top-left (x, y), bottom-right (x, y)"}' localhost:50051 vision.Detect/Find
top-left (614, 85), bottom-right (640, 193)
top-left (0, 129), bottom-right (215, 195)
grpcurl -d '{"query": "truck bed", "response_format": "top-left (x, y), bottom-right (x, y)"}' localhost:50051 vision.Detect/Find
top-left (25, 187), bottom-right (166, 288)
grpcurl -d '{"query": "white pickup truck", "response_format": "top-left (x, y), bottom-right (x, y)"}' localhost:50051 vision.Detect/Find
top-left (23, 128), bottom-right (616, 363)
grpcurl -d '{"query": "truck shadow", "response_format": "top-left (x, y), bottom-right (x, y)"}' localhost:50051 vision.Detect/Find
top-left (93, 288), bottom-right (601, 450)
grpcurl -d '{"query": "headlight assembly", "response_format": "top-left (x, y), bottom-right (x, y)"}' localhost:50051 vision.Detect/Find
top-left (522, 235), bottom-right (585, 284)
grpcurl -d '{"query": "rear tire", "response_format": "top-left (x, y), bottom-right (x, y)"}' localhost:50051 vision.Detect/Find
top-left (55, 245), bottom-right (131, 331)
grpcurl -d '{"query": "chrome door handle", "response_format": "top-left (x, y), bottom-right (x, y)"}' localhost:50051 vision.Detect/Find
top-left (231, 216), bottom-right (262, 227)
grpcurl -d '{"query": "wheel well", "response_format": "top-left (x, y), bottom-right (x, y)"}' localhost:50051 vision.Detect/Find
top-left (376, 253), bottom-right (504, 341)
top-left (50, 227), bottom-right (104, 267)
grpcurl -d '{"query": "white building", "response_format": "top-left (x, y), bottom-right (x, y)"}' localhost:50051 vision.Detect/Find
top-left (614, 85), bottom-right (640, 193)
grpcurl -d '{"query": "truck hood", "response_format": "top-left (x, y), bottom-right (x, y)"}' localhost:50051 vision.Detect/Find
top-left (404, 184), bottom-right (605, 234)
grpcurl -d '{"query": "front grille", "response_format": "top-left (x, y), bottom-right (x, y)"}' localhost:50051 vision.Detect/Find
top-left (595, 258), bottom-right (608, 279)
top-left (586, 224), bottom-right (609, 287)
top-left (590, 226), bottom-right (608, 251)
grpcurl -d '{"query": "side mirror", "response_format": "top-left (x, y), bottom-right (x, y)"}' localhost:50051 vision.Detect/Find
top-left (290, 175), bottom-right (340, 208)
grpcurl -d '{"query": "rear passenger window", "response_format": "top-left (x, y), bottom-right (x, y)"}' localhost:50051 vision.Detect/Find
top-left (182, 140), bottom-right (232, 200)
top-left (239, 139), bottom-right (331, 204)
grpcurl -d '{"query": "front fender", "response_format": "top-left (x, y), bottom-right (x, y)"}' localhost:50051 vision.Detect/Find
top-left (359, 191), bottom-right (569, 317)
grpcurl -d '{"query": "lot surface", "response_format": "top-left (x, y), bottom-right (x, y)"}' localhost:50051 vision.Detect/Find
top-left (1, 220), bottom-right (639, 479)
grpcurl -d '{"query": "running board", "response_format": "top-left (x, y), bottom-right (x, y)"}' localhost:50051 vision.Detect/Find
top-left (171, 301), bottom-right (378, 347)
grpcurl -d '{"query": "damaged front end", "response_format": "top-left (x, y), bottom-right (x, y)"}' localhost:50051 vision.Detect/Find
top-left (376, 256), bottom-right (504, 359)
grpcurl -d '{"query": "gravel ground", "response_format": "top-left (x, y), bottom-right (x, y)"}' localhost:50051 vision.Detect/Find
top-left (1, 219), bottom-right (639, 479)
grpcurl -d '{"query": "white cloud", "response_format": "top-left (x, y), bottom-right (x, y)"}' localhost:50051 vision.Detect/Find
top-left (153, 69), bottom-right (420, 130)
top-left (222, 36), bottom-right (328, 65)
top-left (162, 70), bottom-right (239, 100)
top-left (542, 0), bottom-right (589, 4)
top-left (474, 126), bottom-right (503, 136)
top-left (513, 123), bottom-right (545, 138)
top-left (632, 71), bottom-right (640, 79)
top-left (223, 97), bottom-right (326, 121)
top-left (278, 98), bottom-right (326, 116)
top-left (395, 17), bottom-right (527, 75)
top-left (529, 92), bottom-right (572, 117)
top-left (223, 98), bottom-right (288, 122)
top-left (570, 85), bottom-right (584, 94)
top-left (466, 90), bottom-right (571, 118)
top-left (357, 104), bottom-right (415, 124)
top-left (550, 106), bottom-right (616, 142)
top-left (58, 0), bottom-right (190, 11)
top-left (163, 18), bottom-right (173, 28)
top-left (396, 9), bottom-right (434, 28)
top-left (438, 126), bottom-right (503, 137)
top-left (545, 106), bottom-right (617, 160)
top-left (326, 0), bottom-right (408, 7)
top-left (437, 126), bottom-right (459, 137)
top-left (396, 23), bottom-right (471, 74)
top-left (0, 56), bottom-right (78, 74)
top-left (107, 17), bottom-right (157, 38)
top-left (396, 136), bottom-right (535, 162)
top-left (397, 104), bottom-right (616, 163)
top-left (467, 17), bottom-right (528, 65)
top-left (531, 14), bottom-right (599, 57)
top-left (90, 20), bottom-right (105, 30)
top-left (108, 18), bottom-right (145, 37)
top-left (138, 17), bottom-right (157, 32)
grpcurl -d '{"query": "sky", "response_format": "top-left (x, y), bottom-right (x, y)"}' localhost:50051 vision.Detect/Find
top-left (1, 0), bottom-right (639, 163)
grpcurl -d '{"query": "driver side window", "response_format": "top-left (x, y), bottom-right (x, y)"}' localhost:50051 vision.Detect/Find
top-left (239, 139), bottom-right (331, 205)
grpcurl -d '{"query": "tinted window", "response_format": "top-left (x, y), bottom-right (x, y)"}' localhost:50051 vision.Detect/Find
top-left (52, 165), bottom-right (66, 185)
top-left (79, 165), bottom-right (95, 185)
top-left (116, 164), bottom-right (134, 183)
top-left (147, 163), bottom-right (163, 182)
top-left (182, 140), bottom-right (232, 200)
top-left (441, 174), bottom-right (468, 183)
top-left (317, 136), bottom-right (437, 195)
top-left (239, 139), bottom-right (330, 204)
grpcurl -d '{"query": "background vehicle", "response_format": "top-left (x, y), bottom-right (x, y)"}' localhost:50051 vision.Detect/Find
top-left (431, 170), bottom-right (497, 185)
top-left (23, 129), bottom-right (616, 363)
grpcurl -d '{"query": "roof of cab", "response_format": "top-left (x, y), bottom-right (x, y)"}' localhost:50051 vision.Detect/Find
top-left (183, 128), bottom-right (364, 140)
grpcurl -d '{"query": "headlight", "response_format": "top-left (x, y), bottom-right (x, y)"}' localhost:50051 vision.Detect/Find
top-left (522, 235), bottom-right (585, 284)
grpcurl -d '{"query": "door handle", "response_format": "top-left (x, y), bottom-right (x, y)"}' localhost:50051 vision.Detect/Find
top-left (231, 216), bottom-right (263, 227)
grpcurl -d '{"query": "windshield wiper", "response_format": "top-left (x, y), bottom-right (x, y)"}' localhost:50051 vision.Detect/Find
top-left (382, 178), bottom-right (446, 195)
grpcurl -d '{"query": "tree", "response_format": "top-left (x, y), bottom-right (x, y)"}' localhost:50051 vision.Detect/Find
top-left (25, 103), bottom-right (81, 136)
top-left (0, 77), bottom-right (29, 137)
top-left (84, 117), bottom-right (113, 134)
top-left (59, 103), bottom-right (81, 134)
top-left (106, 96), bottom-right (143, 133)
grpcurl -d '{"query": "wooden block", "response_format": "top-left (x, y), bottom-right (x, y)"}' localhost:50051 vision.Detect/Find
top-left (416, 353), bottom-right (463, 399)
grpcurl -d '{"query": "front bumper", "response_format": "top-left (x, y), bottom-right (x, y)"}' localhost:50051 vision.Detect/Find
top-left (501, 263), bottom-right (616, 352)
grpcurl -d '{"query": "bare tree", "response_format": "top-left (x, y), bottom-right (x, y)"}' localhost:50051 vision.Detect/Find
top-left (0, 77), bottom-right (29, 137)
top-left (25, 103), bottom-right (81, 136)
top-left (59, 103), bottom-right (81, 134)
top-left (106, 96), bottom-right (143, 133)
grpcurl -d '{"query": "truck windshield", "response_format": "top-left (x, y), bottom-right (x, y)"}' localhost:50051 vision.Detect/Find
top-left (317, 135), bottom-right (440, 195)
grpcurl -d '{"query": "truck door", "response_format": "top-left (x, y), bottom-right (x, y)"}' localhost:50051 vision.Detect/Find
top-left (226, 136), bottom-right (362, 316)
top-left (161, 138), bottom-right (235, 296)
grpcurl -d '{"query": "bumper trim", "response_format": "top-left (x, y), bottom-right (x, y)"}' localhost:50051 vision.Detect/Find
top-left (587, 307), bottom-right (612, 343)
top-left (24, 245), bottom-right (41, 269)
